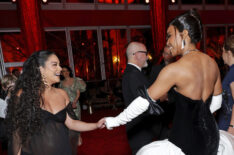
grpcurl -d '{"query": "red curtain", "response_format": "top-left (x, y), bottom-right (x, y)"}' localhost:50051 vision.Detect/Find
top-left (150, 0), bottom-right (167, 63)
top-left (17, 0), bottom-right (46, 55)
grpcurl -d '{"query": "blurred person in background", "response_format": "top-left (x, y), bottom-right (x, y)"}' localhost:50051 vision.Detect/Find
top-left (59, 65), bottom-right (86, 155)
top-left (0, 74), bottom-right (17, 153)
top-left (218, 35), bottom-right (234, 136)
top-left (121, 41), bottom-right (160, 154)
top-left (12, 69), bottom-right (20, 79)
top-left (148, 45), bottom-right (176, 140)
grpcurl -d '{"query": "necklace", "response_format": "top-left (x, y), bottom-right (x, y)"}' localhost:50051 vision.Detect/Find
top-left (183, 49), bottom-right (199, 56)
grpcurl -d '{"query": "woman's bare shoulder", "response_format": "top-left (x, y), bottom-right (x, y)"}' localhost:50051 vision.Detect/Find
top-left (54, 88), bottom-right (70, 104)
top-left (163, 60), bottom-right (186, 74)
top-left (201, 52), bottom-right (220, 71)
top-left (156, 61), bottom-right (187, 84)
top-left (55, 87), bottom-right (66, 93)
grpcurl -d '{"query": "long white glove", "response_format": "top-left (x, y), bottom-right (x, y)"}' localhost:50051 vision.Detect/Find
top-left (210, 94), bottom-right (222, 113)
top-left (105, 96), bottom-right (149, 130)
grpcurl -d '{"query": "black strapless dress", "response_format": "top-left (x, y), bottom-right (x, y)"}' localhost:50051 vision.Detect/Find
top-left (168, 89), bottom-right (219, 155)
top-left (19, 103), bottom-right (76, 155)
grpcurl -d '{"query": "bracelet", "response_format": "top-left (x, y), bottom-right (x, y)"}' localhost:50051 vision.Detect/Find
top-left (230, 124), bottom-right (234, 128)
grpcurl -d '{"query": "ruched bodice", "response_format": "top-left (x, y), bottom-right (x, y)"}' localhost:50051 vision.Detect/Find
top-left (19, 103), bottom-right (76, 155)
top-left (168, 89), bottom-right (219, 155)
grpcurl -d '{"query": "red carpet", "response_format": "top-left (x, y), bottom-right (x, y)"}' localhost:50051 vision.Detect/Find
top-left (78, 108), bottom-right (132, 155)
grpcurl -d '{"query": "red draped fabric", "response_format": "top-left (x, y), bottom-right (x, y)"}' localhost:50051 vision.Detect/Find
top-left (150, 0), bottom-right (167, 63)
top-left (17, 0), bottom-right (46, 55)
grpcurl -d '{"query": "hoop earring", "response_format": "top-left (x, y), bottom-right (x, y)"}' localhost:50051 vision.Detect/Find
top-left (181, 40), bottom-right (185, 49)
top-left (42, 74), bottom-right (49, 88)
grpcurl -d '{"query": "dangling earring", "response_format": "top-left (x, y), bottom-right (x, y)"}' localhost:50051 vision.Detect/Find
top-left (181, 40), bottom-right (185, 49)
top-left (42, 74), bottom-right (49, 88)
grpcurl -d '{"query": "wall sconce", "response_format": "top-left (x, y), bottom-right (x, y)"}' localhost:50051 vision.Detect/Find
top-left (113, 56), bottom-right (120, 63)
top-left (148, 54), bottom-right (152, 60)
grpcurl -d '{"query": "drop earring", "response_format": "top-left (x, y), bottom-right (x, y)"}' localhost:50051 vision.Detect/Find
top-left (42, 74), bottom-right (49, 88)
top-left (181, 40), bottom-right (185, 49)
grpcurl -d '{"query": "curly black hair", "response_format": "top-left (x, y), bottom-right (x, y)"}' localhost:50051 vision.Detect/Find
top-left (5, 50), bottom-right (56, 143)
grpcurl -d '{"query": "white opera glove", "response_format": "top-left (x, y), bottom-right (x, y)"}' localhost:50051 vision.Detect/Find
top-left (105, 96), bottom-right (149, 130)
top-left (210, 94), bottom-right (222, 113)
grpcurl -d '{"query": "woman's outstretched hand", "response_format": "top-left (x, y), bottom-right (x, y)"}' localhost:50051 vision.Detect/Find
top-left (97, 118), bottom-right (106, 129)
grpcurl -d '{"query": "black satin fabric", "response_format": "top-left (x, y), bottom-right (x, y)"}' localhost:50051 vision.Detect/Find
top-left (137, 85), bottom-right (164, 115)
top-left (168, 89), bottom-right (219, 155)
top-left (20, 103), bottom-right (75, 155)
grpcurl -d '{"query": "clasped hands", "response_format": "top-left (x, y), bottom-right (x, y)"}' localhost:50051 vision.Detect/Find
top-left (95, 86), bottom-right (165, 130)
top-left (95, 117), bottom-right (116, 130)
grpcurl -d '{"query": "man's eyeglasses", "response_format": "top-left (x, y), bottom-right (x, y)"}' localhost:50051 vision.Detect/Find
top-left (133, 51), bottom-right (149, 55)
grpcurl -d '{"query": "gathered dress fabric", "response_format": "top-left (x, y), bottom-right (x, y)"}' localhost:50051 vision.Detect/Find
top-left (137, 89), bottom-right (219, 155)
top-left (168, 89), bottom-right (219, 155)
top-left (9, 103), bottom-right (76, 155)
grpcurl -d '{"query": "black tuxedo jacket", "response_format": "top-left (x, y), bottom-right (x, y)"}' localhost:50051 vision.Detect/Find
top-left (148, 63), bottom-right (165, 85)
top-left (122, 64), bottom-right (158, 153)
top-left (122, 64), bottom-right (150, 106)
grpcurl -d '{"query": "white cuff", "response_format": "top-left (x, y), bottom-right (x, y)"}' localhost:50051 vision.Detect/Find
top-left (210, 94), bottom-right (222, 113)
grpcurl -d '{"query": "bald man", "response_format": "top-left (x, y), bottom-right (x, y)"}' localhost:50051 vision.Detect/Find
top-left (122, 42), bottom-right (158, 154)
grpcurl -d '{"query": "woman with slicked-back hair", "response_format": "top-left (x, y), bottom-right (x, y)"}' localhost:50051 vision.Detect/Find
top-left (105, 9), bottom-right (223, 155)
top-left (5, 50), bottom-right (105, 155)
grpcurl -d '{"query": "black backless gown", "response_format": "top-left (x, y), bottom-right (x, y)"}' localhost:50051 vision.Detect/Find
top-left (10, 103), bottom-right (77, 155)
top-left (168, 89), bottom-right (219, 155)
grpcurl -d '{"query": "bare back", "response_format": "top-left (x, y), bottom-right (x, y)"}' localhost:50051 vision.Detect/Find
top-left (148, 51), bottom-right (222, 102)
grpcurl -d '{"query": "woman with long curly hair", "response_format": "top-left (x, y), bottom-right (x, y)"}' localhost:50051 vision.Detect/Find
top-left (5, 50), bottom-right (105, 155)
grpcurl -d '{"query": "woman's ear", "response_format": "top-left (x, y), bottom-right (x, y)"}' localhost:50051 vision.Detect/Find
top-left (227, 50), bottom-right (233, 57)
top-left (39, 66), bottom-right (44, 74)
top-left (182, 29), bottom-right (189, 40)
